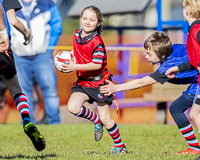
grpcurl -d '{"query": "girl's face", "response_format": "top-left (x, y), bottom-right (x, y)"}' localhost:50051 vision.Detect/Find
top-left (144, 48), bottom-right (161, 65)
top-left (80, 9), bottom-right (99, 36)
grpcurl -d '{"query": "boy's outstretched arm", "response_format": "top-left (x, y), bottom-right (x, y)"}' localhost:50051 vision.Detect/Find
top-left (100, 76), bottom-right (157, 96)
top-left (6, 9), bottom-right (32, 45)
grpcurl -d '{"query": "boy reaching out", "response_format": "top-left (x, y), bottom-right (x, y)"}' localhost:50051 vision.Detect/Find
top-left (100, 31), bottom-right (200, 154)
top-left (165, 1), bottom-right (200, 154)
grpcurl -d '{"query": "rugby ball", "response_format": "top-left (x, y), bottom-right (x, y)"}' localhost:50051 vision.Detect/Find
top-left (54, 51), bottom-right (76, 72)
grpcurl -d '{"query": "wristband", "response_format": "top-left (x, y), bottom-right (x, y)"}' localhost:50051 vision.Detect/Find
top-left (195, 97), bottom-right (200, 105)
top-left (0, 28), bottom-right (8, 43)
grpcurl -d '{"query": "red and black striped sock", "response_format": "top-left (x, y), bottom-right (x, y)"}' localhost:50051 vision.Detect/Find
top-left (178, 121), bottom-right (200, 151)
top-left (14, 93), bottom-right (31, 124)
top-left (75, 106), bottom-right (100, 124)
top-left (106, 123), bottom-right (124, 148)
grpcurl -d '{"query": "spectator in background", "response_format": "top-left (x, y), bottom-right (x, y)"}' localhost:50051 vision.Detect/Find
top-left (10, 0), bottom-right (63, 124)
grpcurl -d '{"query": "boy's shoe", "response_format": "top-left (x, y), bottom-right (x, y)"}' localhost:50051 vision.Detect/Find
top-left (24, 122), bottom-right (46, 151)
top-left (178, 148), bottom-right (200, 155)
top-left (94, 122), bottom-right (103, 141)
top-left (110, 145), bottom-right (128, 154)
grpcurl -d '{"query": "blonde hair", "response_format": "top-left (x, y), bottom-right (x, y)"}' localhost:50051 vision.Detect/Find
top-left (183, 0), bottom-right (200, 19)
top-left (144, 31), bottom-right (172, 59)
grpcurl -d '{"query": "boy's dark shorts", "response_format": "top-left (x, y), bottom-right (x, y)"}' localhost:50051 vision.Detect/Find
top-left (71, 84), bottom-right (114, 105)
top-left (0, 47), bottom-right (16, 79)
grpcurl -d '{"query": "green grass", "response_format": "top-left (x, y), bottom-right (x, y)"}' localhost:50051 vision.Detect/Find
top-left (0, 123), bottom-right (199, 160)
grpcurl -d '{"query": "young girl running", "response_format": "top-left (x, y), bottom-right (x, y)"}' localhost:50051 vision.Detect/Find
top-left (61, 5), bottom-right (127, 154)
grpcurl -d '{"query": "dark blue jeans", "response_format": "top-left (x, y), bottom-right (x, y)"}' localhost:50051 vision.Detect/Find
top-left (169, 93), bottom-right (195, 126)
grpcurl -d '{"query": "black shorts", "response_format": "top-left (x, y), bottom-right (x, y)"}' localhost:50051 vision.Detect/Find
top-left (71, 84), bottom-right (114, 105)
top-left (0, 46), bottom-right (16, 79)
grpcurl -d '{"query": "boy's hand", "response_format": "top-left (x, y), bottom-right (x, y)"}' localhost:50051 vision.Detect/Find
top-left (165, 66), bottom-right (179, 79)
top-left (100, 79), bottom-right (116, 96)
top-left (23, 29), bottom-right (33, 45)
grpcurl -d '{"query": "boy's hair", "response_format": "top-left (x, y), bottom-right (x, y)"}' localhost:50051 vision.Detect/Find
top-left (183, 0), bottom-right (200, 19)
top-left (144, 31), bottom-right (172, 59)
top-left (81, 5), bottom-right (103, 35)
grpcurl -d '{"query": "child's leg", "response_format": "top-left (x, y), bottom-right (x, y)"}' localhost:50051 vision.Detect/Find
top-left (68, 92), bottom-right (103, 141)
top-left (189, 103), bottom-right (200, 133)
top-left (97, 102), bottom-right (127, 154)
top-left (3, 75), bottom-right (31, 124)
top-left (190, 87), bottom-right (200, 131)
top-left (169, 94), bottom-right (200, 154)
top-left (3, 74), bottom-right (46, 151)
top-left (68, 92), bottom-right (100, 123)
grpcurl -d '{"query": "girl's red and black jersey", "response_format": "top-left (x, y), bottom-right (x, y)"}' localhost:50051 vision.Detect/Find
top-left (73, 29), bottom-right (111, 88)
top-left (187, 20), bottom-right (200, 85)
top-left (187, 21), bottom-right (200, 69)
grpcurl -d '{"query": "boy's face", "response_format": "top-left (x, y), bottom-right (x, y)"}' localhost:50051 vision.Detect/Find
top-left (183, 7), bottom-right (189, 22)
top-left (144, 48), bottom-right (160, 65)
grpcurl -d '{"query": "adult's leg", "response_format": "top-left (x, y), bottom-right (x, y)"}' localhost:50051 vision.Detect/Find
top-left (33, 52), bottom-right (60, 124)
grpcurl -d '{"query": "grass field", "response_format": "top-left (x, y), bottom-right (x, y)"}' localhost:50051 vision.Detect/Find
top-left (0, 123), bottom-right (200, 160)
